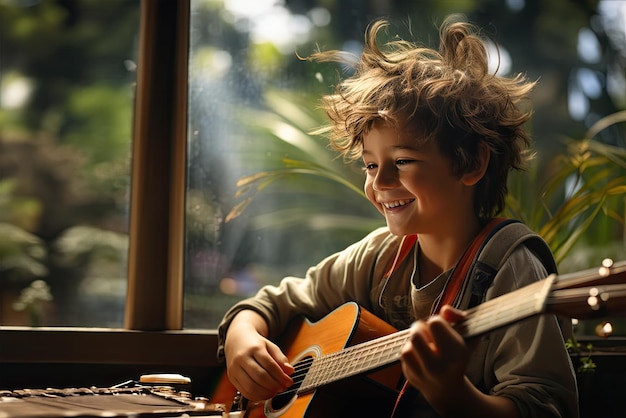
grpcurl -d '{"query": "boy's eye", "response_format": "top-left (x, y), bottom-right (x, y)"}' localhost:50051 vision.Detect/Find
top-left (363, 163), bottom-right (377, 171)
top-left (395, 159), bottom-right (413, 166)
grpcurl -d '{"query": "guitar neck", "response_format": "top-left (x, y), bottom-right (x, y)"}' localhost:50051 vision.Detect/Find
top-left (299, 275), bottom-right (557, 393)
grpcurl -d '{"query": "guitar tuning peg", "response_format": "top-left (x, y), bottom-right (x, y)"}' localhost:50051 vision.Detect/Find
top-left (595, 321), bottom-right (613, 338)
top-left (587, 286), bottom-right (612, 313)
top-left (598, 258), bottom-right (615, 277)
top-left (601, 258), bottom-right (614, 268)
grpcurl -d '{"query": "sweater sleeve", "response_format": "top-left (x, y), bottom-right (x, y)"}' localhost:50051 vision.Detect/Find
top-left (216, 227), bottom-right (397, 362)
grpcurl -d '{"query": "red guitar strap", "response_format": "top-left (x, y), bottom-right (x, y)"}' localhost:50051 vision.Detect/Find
top-left (389, 217), bottom-right (510, 418)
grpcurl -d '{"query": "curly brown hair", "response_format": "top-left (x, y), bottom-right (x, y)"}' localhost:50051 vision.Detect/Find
top-left (308, 15), bottom-right (536, 218)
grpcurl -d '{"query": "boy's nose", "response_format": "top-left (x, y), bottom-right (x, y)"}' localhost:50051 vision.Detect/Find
top-left (372, 166), bottom-right (399, 191)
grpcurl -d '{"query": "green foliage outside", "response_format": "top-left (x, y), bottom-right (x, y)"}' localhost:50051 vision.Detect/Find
top-left (0, 0), bottom-right (138, 326)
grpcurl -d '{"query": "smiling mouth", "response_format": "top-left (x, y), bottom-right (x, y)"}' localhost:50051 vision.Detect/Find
top-left (382, 199), bottom-right (415, 209)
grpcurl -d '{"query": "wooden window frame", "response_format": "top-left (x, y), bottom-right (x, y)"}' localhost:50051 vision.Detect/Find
top-left (0, 0), bottom-right (220, 385)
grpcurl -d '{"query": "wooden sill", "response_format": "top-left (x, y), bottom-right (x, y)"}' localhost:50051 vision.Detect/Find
top-left (0, 327), bottom-right (219, 367)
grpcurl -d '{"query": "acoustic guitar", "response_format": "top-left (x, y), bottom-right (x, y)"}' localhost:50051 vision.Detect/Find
top-left (213, 259), bottom-right (626, 418)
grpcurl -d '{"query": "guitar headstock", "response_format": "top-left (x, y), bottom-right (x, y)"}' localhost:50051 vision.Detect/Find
top-left (547, 259), bottom-right (626, 320)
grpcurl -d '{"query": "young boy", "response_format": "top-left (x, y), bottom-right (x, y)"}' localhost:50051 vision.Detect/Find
top-left (217, 16), bottom-right (578, 418)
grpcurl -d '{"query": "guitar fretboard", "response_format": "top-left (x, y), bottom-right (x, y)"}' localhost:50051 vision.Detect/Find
top-left (297, 275), bottom-right (556, 393)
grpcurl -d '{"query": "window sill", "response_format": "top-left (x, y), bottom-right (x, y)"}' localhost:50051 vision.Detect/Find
top-left (0, 327), bottom-right (219, 366)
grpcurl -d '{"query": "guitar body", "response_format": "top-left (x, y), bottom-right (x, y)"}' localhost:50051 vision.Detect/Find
top-left (213, 302), bottom-right (404, 418)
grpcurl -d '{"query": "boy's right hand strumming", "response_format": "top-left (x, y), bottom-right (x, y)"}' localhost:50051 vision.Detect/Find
top-left (224, 310), bottom-right (295, 401)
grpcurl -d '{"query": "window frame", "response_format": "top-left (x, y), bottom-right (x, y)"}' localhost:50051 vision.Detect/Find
top-left (0, 0), bottom-right (218, 372)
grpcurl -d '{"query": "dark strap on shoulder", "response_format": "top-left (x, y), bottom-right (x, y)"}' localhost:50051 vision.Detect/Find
top-left (467, 220), bottom-right (557, 308)
top-left (436, 217), bottom-right (511, 313)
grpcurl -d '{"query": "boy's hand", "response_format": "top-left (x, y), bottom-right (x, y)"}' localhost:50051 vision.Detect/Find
top-left (400, 305), bottom-right (519, 417)
top-left (400, 305), bottom-right (470, 407)
top-left (224, 311), bottom-right (295, 401)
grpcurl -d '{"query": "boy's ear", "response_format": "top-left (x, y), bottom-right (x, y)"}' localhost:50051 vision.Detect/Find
top-left (461, 143), bottom-right (490, 186)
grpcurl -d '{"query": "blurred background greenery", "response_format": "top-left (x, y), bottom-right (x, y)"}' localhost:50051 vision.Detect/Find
top-left (0, 0), bottom-right (624, 332)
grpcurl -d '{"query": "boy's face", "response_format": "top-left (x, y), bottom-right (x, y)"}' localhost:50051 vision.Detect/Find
top-left (362, 122), bottom-right (476, 237)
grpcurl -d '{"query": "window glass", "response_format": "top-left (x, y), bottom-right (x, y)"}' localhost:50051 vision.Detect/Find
top-left (185, 0), bottom-right (626, 336)
top-left (184, 0), bottom-right (384, 327)
top-left (0, 0), bottom-right (139, 327)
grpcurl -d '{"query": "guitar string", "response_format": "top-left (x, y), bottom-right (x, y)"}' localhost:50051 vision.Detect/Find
top-left (280, 266), bottom-right (624, 397)
top-left (330, 281), bottom-right (626, 372)
top-left (300, 281), bottom-right (550, 389)
top-left (272, 358), bottom-right (316, 398)
top-left (313, 287), bottom-right (543, 385)
top-left (279, 330), bottom-right (410, 392)
top-left (277, 282), bottom-right (626, 400)
top-left (450, 280), bottom-right (550, 336)
top-left (297, 330), bottom-right (411, 391)
top-left (275, 283), bottom-right (626, 399)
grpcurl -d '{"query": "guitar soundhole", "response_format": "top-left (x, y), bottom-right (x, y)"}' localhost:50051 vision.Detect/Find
top-left (267, 355), bottom-right (312, 413)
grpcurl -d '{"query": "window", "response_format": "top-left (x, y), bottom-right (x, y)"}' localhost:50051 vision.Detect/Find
top-left (0, 0), bottom-right (624, 372)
